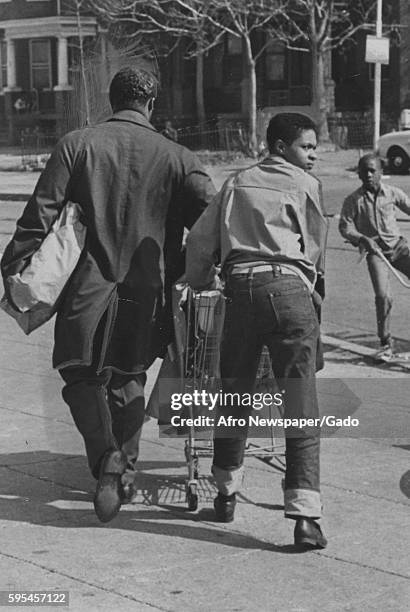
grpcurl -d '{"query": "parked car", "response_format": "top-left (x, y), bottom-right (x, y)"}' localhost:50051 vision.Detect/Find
top-left (377, 130), bottom-right (410, 174)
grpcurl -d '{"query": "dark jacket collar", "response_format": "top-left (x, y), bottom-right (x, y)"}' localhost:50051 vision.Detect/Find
top-left (106, 109), bottom-right (157, 132)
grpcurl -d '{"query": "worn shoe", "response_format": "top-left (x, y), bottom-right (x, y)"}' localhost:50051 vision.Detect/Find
top-left (94, 449), bottom-right (128, 523)
top-left (374, 343), bottom-right (394, 362)
top-left (294, 518), bottom-right (327, 549)
top-left (214, 493), bottom-right (236, 523)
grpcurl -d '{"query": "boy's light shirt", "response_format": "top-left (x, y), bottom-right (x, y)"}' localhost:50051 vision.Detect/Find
top-left (186, 155), bottom-right (328, 292)
top-left (339, 181), bottom-right (410, 248)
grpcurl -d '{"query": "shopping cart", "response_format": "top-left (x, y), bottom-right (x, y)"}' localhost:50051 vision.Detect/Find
top-left (179, 286), bottom-right (285, 511)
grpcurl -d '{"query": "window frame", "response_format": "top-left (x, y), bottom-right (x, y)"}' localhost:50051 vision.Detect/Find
top-left (0, 40), bottom-right (7, 90)
top-left (265, 40), bottom-right (286, 83)
top-left (29, 38), bottom-right (52, 91)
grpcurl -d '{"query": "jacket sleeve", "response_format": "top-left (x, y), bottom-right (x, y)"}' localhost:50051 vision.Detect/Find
top-left (394, 187), bottom-right (410, 216)
top-left (180, 149), bottom-right (216, 229)
top-left (185, 186), bottom-right (225, 290)
top-left (313, 179), bottom-right (327, 276)
top-left (339, 194), bottom-right (363, 247)
top-left (1, 133), bottom-right (79, 278)
top-left (302, 176), bottom-right (328, 278)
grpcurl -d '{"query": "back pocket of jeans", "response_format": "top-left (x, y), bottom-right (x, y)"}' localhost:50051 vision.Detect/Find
top-left (268, 289), bottom-right (317, 337)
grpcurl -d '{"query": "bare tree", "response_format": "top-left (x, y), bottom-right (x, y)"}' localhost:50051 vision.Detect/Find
top-left (91, 0), bottom-right (290, 155)
top-left (62, 0), bottom-right (94, 125)
top-left (62, 0), bottom-right (154, 130)
top-left (90, 0), bottom-right (224, 129)
top-left (269, 0), bottom-right (379, 142)
top-left (205, 0), bottom-right (288, 154)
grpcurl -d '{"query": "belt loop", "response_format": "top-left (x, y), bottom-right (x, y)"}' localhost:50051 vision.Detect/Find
top-left (247, 269), bottom-right (254, 281)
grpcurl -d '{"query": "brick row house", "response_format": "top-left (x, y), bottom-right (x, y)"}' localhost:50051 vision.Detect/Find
top-left (0, 0), bottom-right (108, 144)
top-left (0, 0), bottom-right (335, 145)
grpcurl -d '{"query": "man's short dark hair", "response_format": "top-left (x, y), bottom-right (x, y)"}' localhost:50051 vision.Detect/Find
top-left (266, 113), bottom-right (317, 152)
top-left (109, 67), bottom-right (159, 109)
top-left (358, 153), bottom-right (383, 171)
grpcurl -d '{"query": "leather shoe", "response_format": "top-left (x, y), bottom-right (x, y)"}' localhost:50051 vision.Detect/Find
top-left (94, 449), bottom-right (128, 523)
top-left (214, 493), bottom-right (236, 522)
top-left (294, 518), bottom-right (327, 549)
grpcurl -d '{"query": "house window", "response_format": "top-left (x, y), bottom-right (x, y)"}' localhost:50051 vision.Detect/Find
top-left (30, 39), bottom-right (52, 90)
top-left (227, 34), bottom-right (242, 56)
top-left (265, 40), bottom-right (285, 82)
top-left (369, 63), bottom-right (390, 81)
top-left (0, 41), bottom-right (7, 89)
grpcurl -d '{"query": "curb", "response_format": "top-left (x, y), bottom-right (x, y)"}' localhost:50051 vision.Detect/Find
top-left (322, 334), bottom-right (376, 357)
top-left (322, 333), bottom-right (410, 371)
top-left (0, 193), bottom-right (29, 201)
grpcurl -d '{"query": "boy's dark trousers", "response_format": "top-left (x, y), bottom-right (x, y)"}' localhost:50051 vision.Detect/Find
top-left (213, 267), bottom-right (322, 519)
top-left (368, 236), bottom-right (410, 345)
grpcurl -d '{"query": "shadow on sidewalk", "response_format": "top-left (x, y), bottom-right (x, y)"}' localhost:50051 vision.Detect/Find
top-left (398, 468), bottom-right (410, 499)
top-left (0, 451), bottom-right (301, 554)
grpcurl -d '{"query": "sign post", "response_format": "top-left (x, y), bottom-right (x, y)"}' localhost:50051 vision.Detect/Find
top-left (365, 0), bottom-right (387, 150)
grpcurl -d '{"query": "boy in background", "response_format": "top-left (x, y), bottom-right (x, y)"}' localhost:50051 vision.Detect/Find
top-left (339, 153), bottom-right (410, 360)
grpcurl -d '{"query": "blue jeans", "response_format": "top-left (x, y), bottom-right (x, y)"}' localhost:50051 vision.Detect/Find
top-left (213, 269), bottom-right (322, 518)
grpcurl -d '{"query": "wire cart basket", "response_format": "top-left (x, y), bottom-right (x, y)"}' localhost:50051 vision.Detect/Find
top-left (179, 286), bottom-right (285, 511)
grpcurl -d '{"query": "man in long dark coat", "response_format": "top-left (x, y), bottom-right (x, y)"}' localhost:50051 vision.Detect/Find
top-left (1, 67), bottom-right (215, 522)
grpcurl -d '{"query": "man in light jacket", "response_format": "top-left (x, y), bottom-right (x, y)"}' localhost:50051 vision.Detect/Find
top-left (1, 67), bottom-right (215, 523)
top-left (186, 113), bottom-right (328, 549)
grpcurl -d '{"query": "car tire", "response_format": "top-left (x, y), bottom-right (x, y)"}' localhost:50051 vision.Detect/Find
top-left (387, 146), bottom-right (410, 174)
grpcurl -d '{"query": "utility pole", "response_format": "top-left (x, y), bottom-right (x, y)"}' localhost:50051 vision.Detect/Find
top-left (373, 0), bottom-right (383, 149)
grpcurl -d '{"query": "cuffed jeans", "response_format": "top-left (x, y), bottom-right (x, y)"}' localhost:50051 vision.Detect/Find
top-left (60, 366), bottom-right (146, 479)
top-left (367, 236), bottom-right (410, 345)
top-left (213, 269), bottom-right (322, 519)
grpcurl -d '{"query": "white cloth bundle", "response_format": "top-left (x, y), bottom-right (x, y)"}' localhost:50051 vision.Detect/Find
top-left (1, 201), bottom-right (86, 334)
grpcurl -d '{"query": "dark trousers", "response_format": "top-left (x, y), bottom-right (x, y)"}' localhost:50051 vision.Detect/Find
top-left (60, 366), bottom-right (146, 479)
top-left (367, 236), bottom-right (410, 344)
top-left (213, 270), bottom-right (322, 518)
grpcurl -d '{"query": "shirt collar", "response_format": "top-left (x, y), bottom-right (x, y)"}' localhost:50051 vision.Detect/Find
top-left (361, 181), bottom-right (387, 198)
top-left (107, 109), bottom-right (157, 132)
top-left (261, 155), bottom-right (308, 177)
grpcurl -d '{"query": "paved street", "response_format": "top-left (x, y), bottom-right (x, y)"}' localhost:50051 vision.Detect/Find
top-left (0, 151), bottom-right (410, 611)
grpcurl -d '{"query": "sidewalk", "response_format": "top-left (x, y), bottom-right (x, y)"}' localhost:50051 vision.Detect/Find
top-left (1, 299), bottom-right (410, 611)
top-left (1, 151), bottom-right (410, 610)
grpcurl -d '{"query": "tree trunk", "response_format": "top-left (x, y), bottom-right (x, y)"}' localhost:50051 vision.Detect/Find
top-left (196, 49), bottom-right (206, 128)
top-left (311, 41), bottom-right (330, 143)
top-left (75, 0), bottom-right (91, 126)
top-left (243, 36), bottom-right (258, 157)
top-left (171, 46), bottom-right (183, 117)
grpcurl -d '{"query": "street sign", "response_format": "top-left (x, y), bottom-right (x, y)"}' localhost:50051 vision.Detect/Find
top-left (365, 35), bottom-right (390, 64)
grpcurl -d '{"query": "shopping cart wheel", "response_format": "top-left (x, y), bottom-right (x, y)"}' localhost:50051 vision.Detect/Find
top-left (186, 482), bottom-right (198, 511)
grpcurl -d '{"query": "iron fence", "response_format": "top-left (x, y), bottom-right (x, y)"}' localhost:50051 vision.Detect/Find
top-left (20, 131), bottom-right (56, 170)
top-left (328, 114), bottom-right (398, 150)
top-left (176, 124), bottom-right (249, 153)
